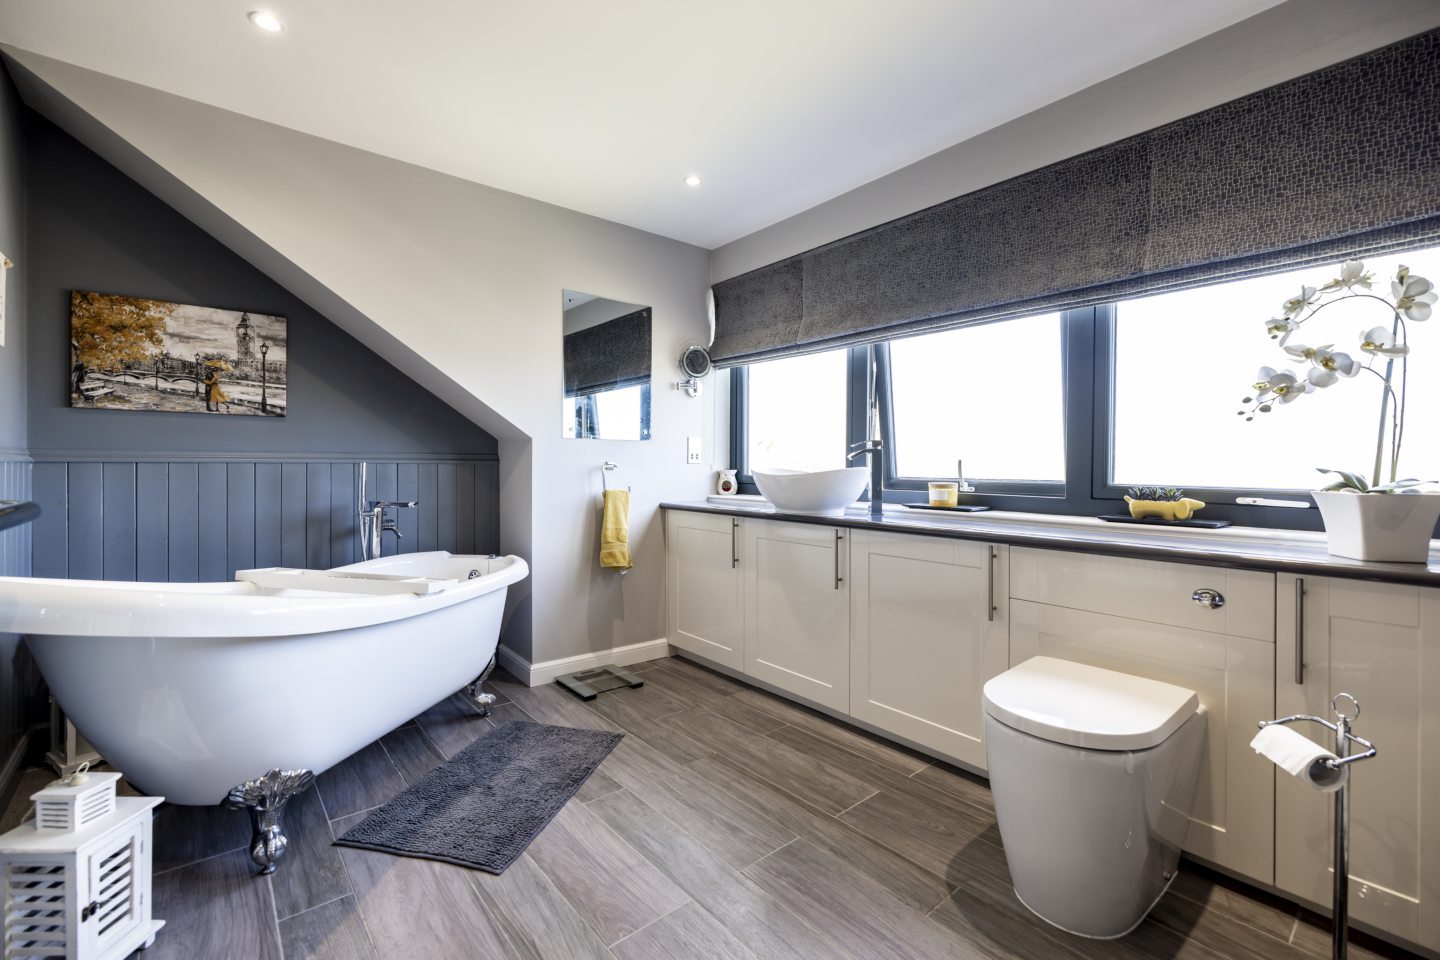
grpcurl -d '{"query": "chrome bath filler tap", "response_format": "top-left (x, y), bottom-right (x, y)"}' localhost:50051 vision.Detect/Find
top-left (357, 464), bottom-right (418, 560)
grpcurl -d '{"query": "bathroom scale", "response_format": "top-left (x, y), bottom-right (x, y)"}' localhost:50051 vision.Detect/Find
top-left (555, 665), bottom-right (645, 701)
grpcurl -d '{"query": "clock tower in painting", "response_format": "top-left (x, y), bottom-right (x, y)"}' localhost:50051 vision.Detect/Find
top-left (236, 312), bottom-right (255, 365)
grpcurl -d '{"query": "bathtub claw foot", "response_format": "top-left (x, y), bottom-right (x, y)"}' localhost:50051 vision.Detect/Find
top-left (225, 768), bottom-right (316, 875)
top-left (464, 656), bottom-right (499, 717)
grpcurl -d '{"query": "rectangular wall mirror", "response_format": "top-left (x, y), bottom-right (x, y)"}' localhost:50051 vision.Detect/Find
top-left (562, 290), bottom-right (652, 440)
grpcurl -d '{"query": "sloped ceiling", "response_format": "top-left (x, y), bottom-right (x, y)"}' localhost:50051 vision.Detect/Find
top-left (0, 0), bottom-right (1285, 248)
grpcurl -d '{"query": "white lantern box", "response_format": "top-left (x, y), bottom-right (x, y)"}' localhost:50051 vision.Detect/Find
top-left (0, 784), bottom-right (163, 960)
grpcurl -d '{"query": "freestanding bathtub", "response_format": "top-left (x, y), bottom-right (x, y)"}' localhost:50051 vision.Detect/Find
top-left (0, 550), bottom-right (527, 872)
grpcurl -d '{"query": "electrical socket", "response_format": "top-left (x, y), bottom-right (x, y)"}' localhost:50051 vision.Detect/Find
top-left (687, 436), bottom-right (702, 464)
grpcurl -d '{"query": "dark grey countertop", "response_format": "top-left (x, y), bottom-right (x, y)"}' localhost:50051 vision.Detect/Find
top-left (661, 499), bottom-right (1440, 588)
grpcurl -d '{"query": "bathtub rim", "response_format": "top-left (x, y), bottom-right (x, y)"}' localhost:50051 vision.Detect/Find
top-left (0, 550), bottom-right (527, 638)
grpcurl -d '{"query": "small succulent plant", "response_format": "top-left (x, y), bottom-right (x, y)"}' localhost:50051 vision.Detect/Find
top-left (1126, 486), bottom-right (1186, 502)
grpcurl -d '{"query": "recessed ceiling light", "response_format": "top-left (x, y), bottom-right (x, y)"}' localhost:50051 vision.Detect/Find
top-left (683, 174), bottom-right (701, 187)
top-left (248, 11), bottom-right (284, 32)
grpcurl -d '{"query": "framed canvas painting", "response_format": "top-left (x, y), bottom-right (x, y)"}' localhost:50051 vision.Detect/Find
top-left (69, 291), bottom-right (287, 416)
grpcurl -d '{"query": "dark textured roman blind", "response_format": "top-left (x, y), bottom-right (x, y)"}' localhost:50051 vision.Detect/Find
top-left (711, 29), bottom-right (1440, 366)
top-left (564, 308), bottom-right (652, 397)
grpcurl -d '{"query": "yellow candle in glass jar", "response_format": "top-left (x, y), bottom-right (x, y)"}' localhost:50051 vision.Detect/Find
top-left (928, 482), bottom-right (959, 507)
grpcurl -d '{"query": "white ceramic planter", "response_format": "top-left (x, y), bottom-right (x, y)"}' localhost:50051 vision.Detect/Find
top-left (1311, 490), bottom-right (1440, 563)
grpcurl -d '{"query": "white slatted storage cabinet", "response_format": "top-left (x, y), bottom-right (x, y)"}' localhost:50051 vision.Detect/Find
top-left (1, 787), bottom-right (163, 960)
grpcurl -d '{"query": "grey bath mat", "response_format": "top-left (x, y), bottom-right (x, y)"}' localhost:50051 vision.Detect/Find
top-left (334, 720), bottom-right (622, 873)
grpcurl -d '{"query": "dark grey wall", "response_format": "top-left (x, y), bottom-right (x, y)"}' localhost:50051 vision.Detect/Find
top-left (24, 111), bottom-right (498, 459)
top-left (0, 67), bottom-right (35, 789)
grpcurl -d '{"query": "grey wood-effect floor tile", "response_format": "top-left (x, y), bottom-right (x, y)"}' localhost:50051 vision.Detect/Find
top-left (1147, 889), bottom-right (1301, 960)
top-left (153, 800), bottom-right (254, 873)
top-left (766, 724), bottom-right (992, 820)
top-left (744, 836), bottom-right (973, 960)
top-left (316, 741), bottom-right (406, 821)
top-left (691, 755), bottom-right (953, 914)
top-left (484, 700), bottom-right (536, 728)
top-left (666, 709), bottom-right (878, 816)
top-left (379, 723), bottom-right (446, 784)
top-left (1289, 911), bottom-right (1412, 960)
top-left (339, 832), bottom-right (518, 959)
top-left (1168, 868), bottom-right (1297, 944)
top-left (599, 738), bottom-right (796, 871)
top-left (270, 785), bottom-right (350, 921)
top-left (412, 694), bottom-right (493, 760)
top-left (469, 854), bottom-right (615, 960)
top-left (729, 687), bottom-right (931, 776)
top-left (575, 765), bottom-right (624, 804)
top-left (611, 901), bottom-right (755, 960)
top-left (837, 782), bottom-right (999, 883)
top-left (641, 664), bottom-right (790, 735)
top-left (149, 848), bottom-right (282, 960)
top-left (586, 682), bottom-right (694, 728)
top-left (931, 884), bottom-right (1092, 960)
top-left (525, 800), bottom-right (690, 946)
top-left (909, 760), bottom-right (997, 814)
top-left (591, 789), bottom-right (841, 960)
top-left (490, 678), bottom-right (625, 733)
top-left (279, 895), bottom-right (378, 960)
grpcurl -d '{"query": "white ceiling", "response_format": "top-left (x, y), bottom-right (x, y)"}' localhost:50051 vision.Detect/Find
top-left (0, 0), bottom-right (1284, 249)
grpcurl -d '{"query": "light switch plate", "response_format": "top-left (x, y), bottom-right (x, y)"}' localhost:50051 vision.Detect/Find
top-left (687, 436), bottom-right (702, 464)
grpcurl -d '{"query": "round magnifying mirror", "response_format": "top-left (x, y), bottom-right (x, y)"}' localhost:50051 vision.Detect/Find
top-left (681, 345), bottom-right (712, 380)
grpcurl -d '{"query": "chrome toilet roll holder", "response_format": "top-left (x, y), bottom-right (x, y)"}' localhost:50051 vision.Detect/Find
top-left (1258, 693), bottom-right (1378, 960)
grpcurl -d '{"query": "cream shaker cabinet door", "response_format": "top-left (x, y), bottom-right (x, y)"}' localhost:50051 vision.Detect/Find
top-left (1009, 549), bottom-right (1276, 884)
top-left (849, 531), bottom-right (1007, 769)
top-left (665, 510), bottom-right (744, 671)
top-left (743, 519), bottom-right (850, 712)
top-left (1275, 575), bottom-right (1440, 952)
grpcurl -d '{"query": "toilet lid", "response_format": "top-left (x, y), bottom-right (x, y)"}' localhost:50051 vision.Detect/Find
top-left (982, 656), bottom-right (1200, 751)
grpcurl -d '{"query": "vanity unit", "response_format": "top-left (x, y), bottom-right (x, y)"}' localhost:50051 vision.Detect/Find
top-left (663, 503), bottom-right (1440, 953)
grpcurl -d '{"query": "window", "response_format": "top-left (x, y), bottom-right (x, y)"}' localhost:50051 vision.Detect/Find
top-left (887, 313), bottom-right (1065, 482)
top-left (1111, 245), bottom-right (1440, 491)
top-left (743, 348), bottom-right (849, 474)
top-left (562, 383), bottom-right (651, 440)
top-left (729, 243), bottom-right (1439, 527)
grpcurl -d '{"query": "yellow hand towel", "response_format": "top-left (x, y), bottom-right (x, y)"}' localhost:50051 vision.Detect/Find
top-left (600, 489), bottom-right (633, 570)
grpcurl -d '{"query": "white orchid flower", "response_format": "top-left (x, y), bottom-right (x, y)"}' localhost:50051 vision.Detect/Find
top-left (1359, 326), bottom-right (1409, 359)
top-left (1283, 342), bottom-right (1317, 362)
top-left (1265, 316), bottom-right (1298, 342)
top-left (1253, 366), bottom-right (1305, 401)
top-left (1282, 285), bottom-right (1319, 319)
top-left (1320, 260), bottom-right (1373, 292)
top-left (1305, 345), bottom-right (1361, 387)
top-left (1391, 266), bottom-right (1436, 322)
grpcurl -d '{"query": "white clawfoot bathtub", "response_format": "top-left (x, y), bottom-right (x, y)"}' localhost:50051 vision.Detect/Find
top-left (0, 551), bottom-right (527, 806)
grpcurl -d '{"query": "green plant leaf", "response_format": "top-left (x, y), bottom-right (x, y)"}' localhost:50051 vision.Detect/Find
top-left (1316, 467), bottom-right (1370, 492)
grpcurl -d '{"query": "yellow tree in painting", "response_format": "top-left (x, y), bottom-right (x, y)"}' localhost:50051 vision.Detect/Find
top-left (70, 291), bottom-right (172, 371)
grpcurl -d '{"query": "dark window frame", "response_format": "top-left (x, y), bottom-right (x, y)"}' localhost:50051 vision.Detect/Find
top-left (730, 304), bottom-right (1330, 530)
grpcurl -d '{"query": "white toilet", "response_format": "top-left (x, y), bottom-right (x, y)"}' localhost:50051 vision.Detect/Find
top-left (982, 656), bottom-right (1207, 939)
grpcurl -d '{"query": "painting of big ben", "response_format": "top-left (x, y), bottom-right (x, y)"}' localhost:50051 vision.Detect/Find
top-left (69, 291), bottom-right (288, 416)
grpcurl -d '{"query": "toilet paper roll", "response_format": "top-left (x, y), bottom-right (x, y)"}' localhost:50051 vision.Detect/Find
top-left (1250, 724), bottom-right (1346, 792)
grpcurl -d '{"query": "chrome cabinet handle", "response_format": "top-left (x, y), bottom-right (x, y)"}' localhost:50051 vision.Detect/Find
top-left (834, 530), bottom-right (844, 590)
top-left (1295, 577), bottom-right (1306, 685)
top-left (1191, 588), bottom-right (1225, 609)
top-left (987, 546), bottom-right (997, 622)
top-left (731, 518), bottom-right (739, 569)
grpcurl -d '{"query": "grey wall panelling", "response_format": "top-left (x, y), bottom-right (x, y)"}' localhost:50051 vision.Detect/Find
top-left (0, 458), bottom-right (35, 777)
top-left (26, 458), bottom-right (498, 582)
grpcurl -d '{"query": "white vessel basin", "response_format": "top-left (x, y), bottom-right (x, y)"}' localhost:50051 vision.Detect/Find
top-left (753, 467), bottom-right (870, 517)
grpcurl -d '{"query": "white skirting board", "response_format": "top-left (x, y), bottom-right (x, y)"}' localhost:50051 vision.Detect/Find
top-left (496, 638), bottom-right (671, 687)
